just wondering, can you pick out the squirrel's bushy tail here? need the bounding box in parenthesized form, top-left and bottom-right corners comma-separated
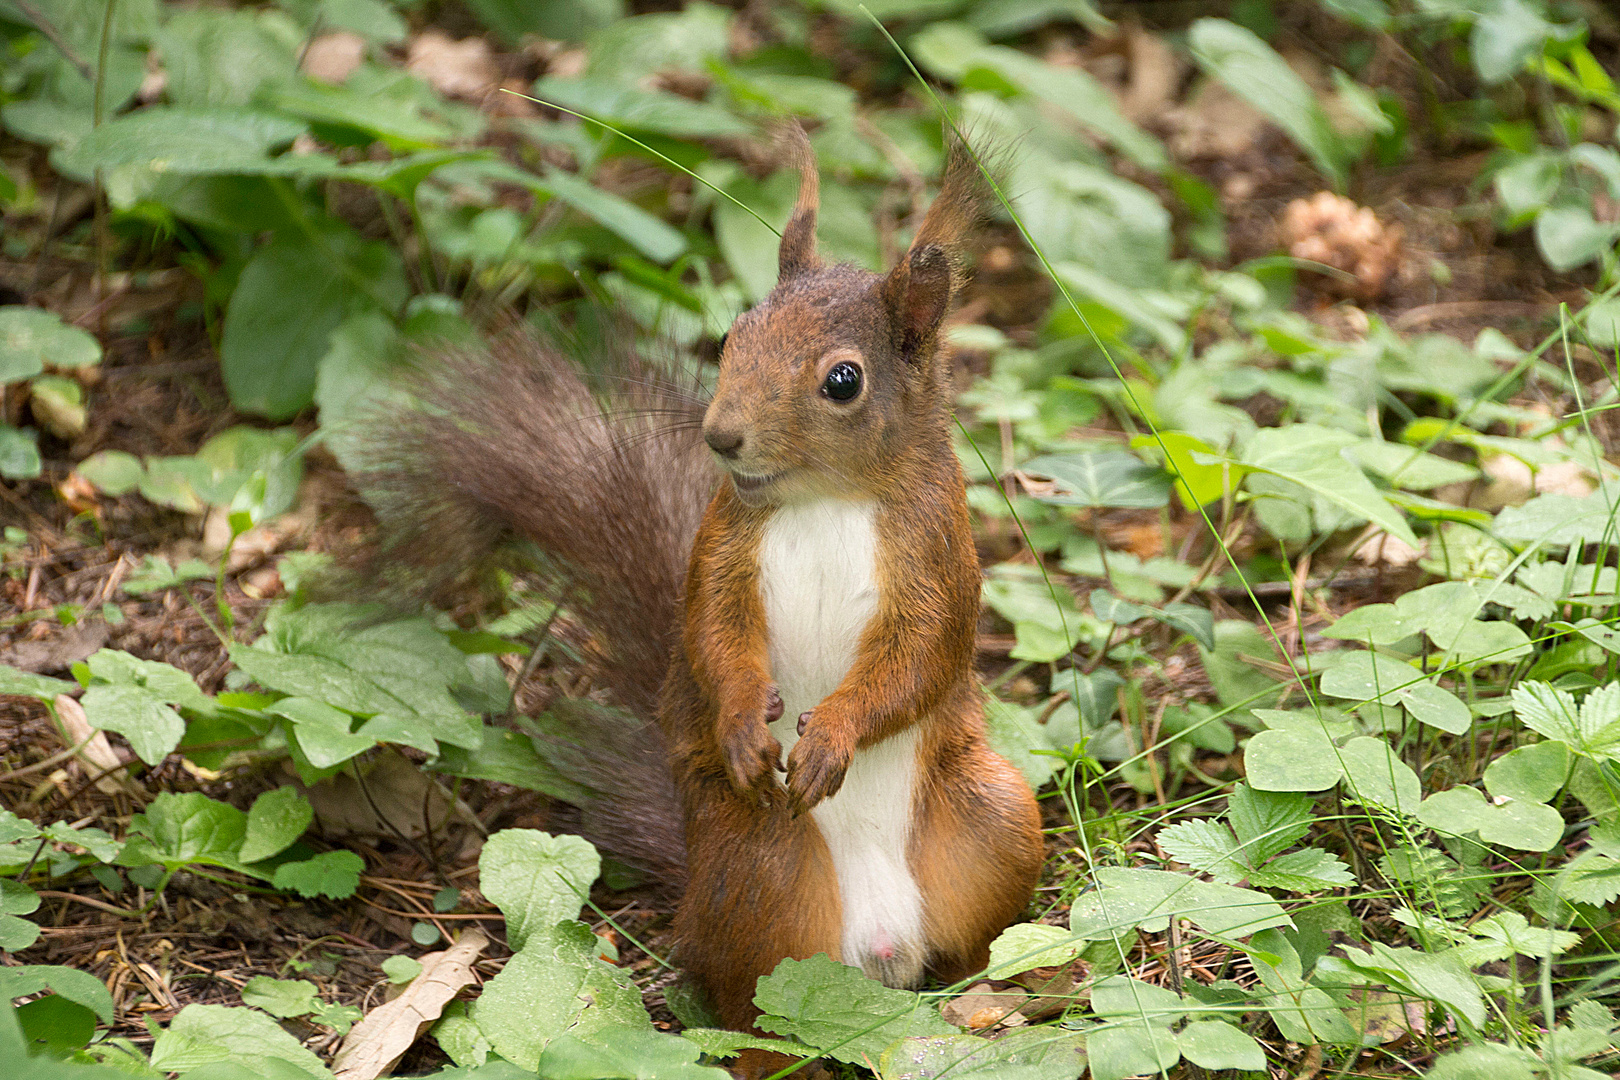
(348, 329, 714, 884)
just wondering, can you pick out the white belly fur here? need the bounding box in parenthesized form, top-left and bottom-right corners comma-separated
(758, 498, 926, 986)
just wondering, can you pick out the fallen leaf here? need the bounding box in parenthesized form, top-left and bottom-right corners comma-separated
(333, 927, 489, 1080)
(304, 32, 366, 85)
(56, 693, 138, 797)
(939, 982, 1030, 1030)
(406, 30, 498, 101)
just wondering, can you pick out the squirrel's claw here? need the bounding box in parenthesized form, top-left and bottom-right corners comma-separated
(785, 722, 851, 814)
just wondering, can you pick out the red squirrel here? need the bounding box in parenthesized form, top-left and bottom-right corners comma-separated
(354, 129, 1044, 1062)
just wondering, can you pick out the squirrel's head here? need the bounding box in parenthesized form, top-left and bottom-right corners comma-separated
(702, 126, 989, 508)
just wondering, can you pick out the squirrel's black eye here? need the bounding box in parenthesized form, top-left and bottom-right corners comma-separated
(821, 361, 862, 402)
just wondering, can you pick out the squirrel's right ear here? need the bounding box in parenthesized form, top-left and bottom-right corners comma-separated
(776, 123, 821, 284)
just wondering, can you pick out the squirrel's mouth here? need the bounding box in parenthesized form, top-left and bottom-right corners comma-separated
(728, 469, 784, 496)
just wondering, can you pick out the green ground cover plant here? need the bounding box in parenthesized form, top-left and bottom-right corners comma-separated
(0, 0, 1618, 1077)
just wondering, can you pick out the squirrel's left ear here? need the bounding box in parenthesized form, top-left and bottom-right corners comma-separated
(883, 244, 954, 363)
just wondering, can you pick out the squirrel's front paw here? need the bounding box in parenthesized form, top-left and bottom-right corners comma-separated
(786, 713, 853, 814)
(718, 687, 785, 794)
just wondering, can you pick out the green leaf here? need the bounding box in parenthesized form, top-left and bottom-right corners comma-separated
(272, 850, 364, 900)
(1241, 424, 1418, 546)
(0, 665, 75, 701)
(527, 77, 752, 139)
(878, 1028, 1089, 1080)
(148, 1003, 332, 1077)
(1319, 652, 1471, 734)
(1348, 439, 1480, 490)
(118, 792, 247, 872)
(221, 227, 407, 420)
(122, 555, 214, 595)
(1471, 0, 1558, 84)
(1158, 819, 1248, 884)
(240, 787, 314, 863)
(54, 108, 306, 178)
(1176, 1019, 1266, 1071)
(1132, 431, 1244, 509)
(1087, 1021, 1180, 1080)
(466, 0, 622, 44)
(1243, 726, 1344, 791)
(1335, 941, 1485, 1029)
(1228, 784, 1313, 863)
(536, 1028, 731, 1080)
(753, 954, 956, 1064)
(241, 976, 319, 1019)
(77, 450, 144, 495)
(534, 168, 687, 265)
(0, 425, 41, 479)
(1338, 736, 1421, 815)
(478, 829, 600, 952)
(14, 993, 97, 1057)
(0, 964, 114, 1022)
(471, 922, 649, 1072)
(154, 9, 298, 108)
(1067, 867, 1291, 941)
(382, 955, 421, 984)
(268, 697, 376, 768)
(1484, 740, 1570, 804)
(0, 307, 101, 380)
(1189, 19, 1347, 186)
(1426, 1042, 1541, 1080)
(1247, 847, 1356, 891)
(1495, 492, 1618, 548)
(1021, 450, 1171, 509)
(1246, 928, 1359, 1045)
(1537, 206, 1620, 271)
(986, 922, 1083, 978)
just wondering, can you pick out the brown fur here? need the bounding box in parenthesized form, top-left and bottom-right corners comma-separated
(351, 131, 1041, 1064)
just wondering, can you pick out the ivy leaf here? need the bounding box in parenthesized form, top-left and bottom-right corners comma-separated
(753, 955, 956, 1064)
(272, 850, 364, 900)
(478, 829, 600, 952)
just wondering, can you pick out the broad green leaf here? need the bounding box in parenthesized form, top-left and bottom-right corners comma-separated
(1348, 440, 1479, 490)
(586, 2, 729, 84)
(1484, 740, 1570, 804)
(754, 955, 956, 1064)
(155, 9, 298, 108)
(1334, 941, 1485, 1029)
(1132, 431, 1244, 509)
(1243, 727, 1343, 791)
(13, 992, 96, 1057)
(1241, 424, 1418, 546)
(1198, 621, 1283, 709)
(1319, 652, 1470, 734)
(269, 697, 376, 768)
(466, 0, 622, 44)
(1426, 1042, 1541, 1080)
(1189, 19, 1347, 186)
(54, 108, 306, 177)
(1089, 975, 1186, 1021)
(677, 1029, 808, 1060)
(1067, 867, 1291, 941)
(1536, 206, 1618, 271)
(1246, 928, 1359, 1045)
(1086, 1021, 1179, 1080)
(1022, 450, 1171, 509)
(1176, 1020, 1266, 1071)
(0, 912, 41, 951)
(0, 425, 41, 479)
(536, 1028, 730, 1080)
(527, 77, 752, 139)
(1338, 736, 1421, 815)
(77, 450, 144, 495)
(982, 697, 1061, 790)
(1494, 492, 1619, 548)
(878, 1028, 1088, 1080)
(534, 167, 686, 264)
(1471, 0, 1559, 84)
(0, 965, 114, 1022)
(118, 792, 247, 872)
(80, 683, 186, 766)
(148, 1003, 332, 1077)
(0, 307, 101, 380)
(986, 922, 1083, 978)
(241, 976, 319, 1018)
(472, 922, 649, 1071)
(221, 227, 407, 420)
(0, 880, 40, 916)
(240, 787, 314, 864)
(271, 850, 364, 899)
(478, 829, 600, 952)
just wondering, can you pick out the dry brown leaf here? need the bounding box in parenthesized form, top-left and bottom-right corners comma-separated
(303, 32, 366, 85)
(300, 749, 479, 843)
(54, 693, 135, 796)
(939, 982, 1030, 1030)
(406, 30, 498, 101)
(332, 927, 489, 1080)
(1353, 528, 1425, 568)
(1120, 26, 1180, 124)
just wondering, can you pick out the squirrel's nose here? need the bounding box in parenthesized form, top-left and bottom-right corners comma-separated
(704, 425, 744, 459)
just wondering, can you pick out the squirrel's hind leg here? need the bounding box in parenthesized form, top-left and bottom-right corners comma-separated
(911, 734, 1044, 983)
(672, 776, 843, 1029)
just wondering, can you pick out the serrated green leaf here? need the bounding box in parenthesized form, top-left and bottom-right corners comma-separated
(1228, 784, 1314, 864)
(1159, 819, 1248, 884)
(1247, 847, 1356, 891)
(272, 850, 364, 899)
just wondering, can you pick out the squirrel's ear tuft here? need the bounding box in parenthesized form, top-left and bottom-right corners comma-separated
(776, 123, 821, 284)
(882, 131, 997, 362)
